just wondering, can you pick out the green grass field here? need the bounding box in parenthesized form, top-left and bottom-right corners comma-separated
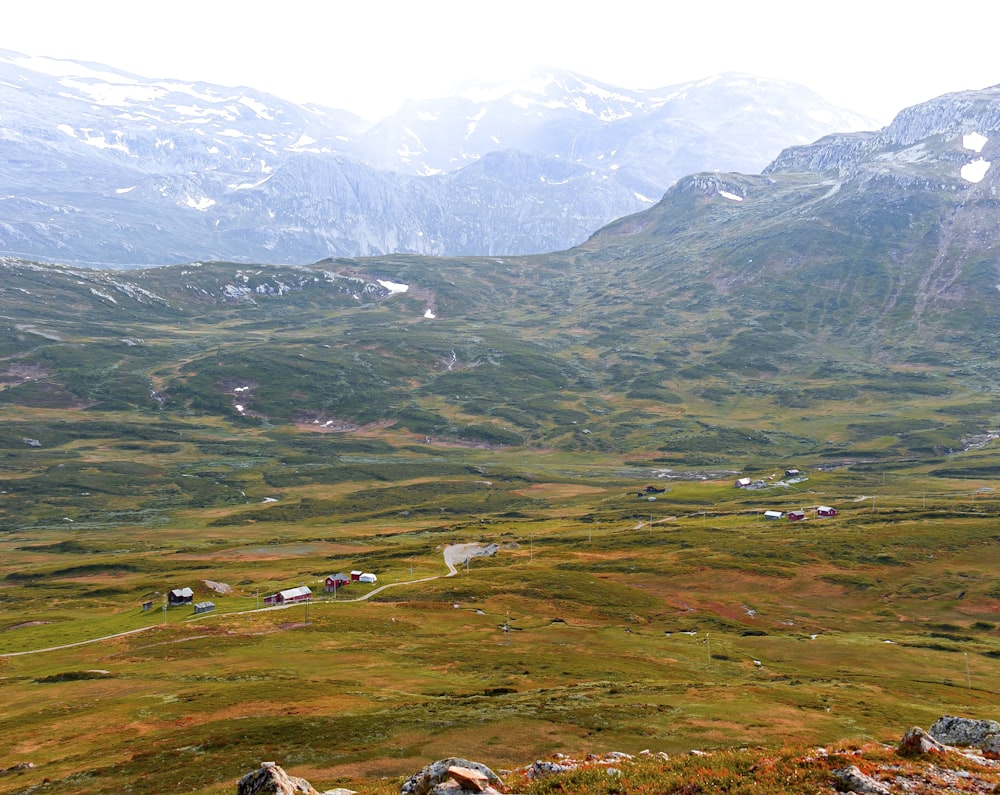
(1, 435, 997, 794)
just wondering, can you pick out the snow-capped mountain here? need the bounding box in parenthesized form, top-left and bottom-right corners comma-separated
(0, 51, 875, 266)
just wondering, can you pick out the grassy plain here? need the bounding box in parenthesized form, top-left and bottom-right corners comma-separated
(1, 417, 998, 793)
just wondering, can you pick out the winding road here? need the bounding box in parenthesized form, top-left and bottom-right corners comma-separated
(0, 543, 498, 658)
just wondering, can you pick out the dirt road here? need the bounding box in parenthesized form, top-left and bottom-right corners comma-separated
(0, 542, 500, 656)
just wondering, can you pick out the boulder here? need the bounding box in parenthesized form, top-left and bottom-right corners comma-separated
(897, 726, 947, 756)
(520, 760, 576, 778)
(237, 762, 318, 795)
(929, 716, 1000, 752)
(446, 766, 489, 792)
(831, 765, 891, 794)
(401, 758, 503, 795)
(983, 734, 1000, 759)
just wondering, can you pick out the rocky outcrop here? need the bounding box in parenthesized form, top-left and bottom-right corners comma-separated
(400, 758, 504, 795)
(929, 716, 1000, 758)
(237, 762, 319, 795)
(831, 765, 891, 794)
(766, 85, 1000, 177)
(897, 726, 948, 756)
(236, 763, 355, 795)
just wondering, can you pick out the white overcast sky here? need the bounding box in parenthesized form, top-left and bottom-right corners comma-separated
(2, 0, 998, 125)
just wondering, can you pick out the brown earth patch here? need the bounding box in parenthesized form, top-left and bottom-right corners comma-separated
(5, 620, 52, 631)
(0, 362, 52, 384)
(514, 483, 609, 499)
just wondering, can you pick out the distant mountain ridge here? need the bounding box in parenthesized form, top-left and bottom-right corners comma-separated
(0, 50, 874, 265)
(2, 86, 1000, 463)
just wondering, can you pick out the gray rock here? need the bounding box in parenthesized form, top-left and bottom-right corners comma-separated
(237, 762, 319, 795)
(522, 760, 576, 778)
(401, 759, 502, 795)
(831, 765, 891, 794)
(929, 716, 1000, 751)
(983, 734, 1000, 759)
(897, 726, 947, 755)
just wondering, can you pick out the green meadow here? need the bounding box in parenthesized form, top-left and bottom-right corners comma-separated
(1, 426, 997, 793)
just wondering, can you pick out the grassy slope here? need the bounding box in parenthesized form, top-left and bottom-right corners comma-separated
(0, 455, 997, 793)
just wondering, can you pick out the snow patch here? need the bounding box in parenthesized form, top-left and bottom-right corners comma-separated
(60, 78, 164, 106)
(961, 159, 991, 183)
(718, 190, 743, 202)
(963, 131, 988, 153)
(238, 95, 273, 119)
(82, 132, 131, 154)
(633, 192, 656, 203)
(377, 279, 409, 294)
(423, 309, 436, 319)
(184, 195, 216, 211)
(230, 174, 274, 191)
(115, 186, 136, 194)
(7, 53, 128, 84)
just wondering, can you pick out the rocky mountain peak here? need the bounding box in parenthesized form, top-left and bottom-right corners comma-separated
(766, 84, 1000, 177)
(0, 49, 879, 266)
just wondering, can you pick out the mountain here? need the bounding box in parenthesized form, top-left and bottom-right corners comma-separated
(1, 85, 999, 468)
(0, 51, 873, 265)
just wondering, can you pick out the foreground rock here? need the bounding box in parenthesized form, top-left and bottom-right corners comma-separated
(237, 762, 318, 795)
(831, 765, 891, 795)
(400, 758, 504, 795)
(897, 726, 948, 756)
(236, 762, 353, 795)
(929, 716, 1000, 757)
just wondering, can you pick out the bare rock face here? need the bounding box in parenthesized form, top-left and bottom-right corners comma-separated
(401, 758, 504, 795)
(929, 716, 1000, 754)
(237, 762, 319, 795)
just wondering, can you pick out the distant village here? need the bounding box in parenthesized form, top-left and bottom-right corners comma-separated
(151, 468, 841, 615)
(147, 570, 378, 614)
(734, 468, 839, 521)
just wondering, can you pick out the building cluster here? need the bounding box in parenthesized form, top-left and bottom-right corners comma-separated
(157, 569, 379, 614)
(324, 570, 378, 591)
(763, 506, 838, 520)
